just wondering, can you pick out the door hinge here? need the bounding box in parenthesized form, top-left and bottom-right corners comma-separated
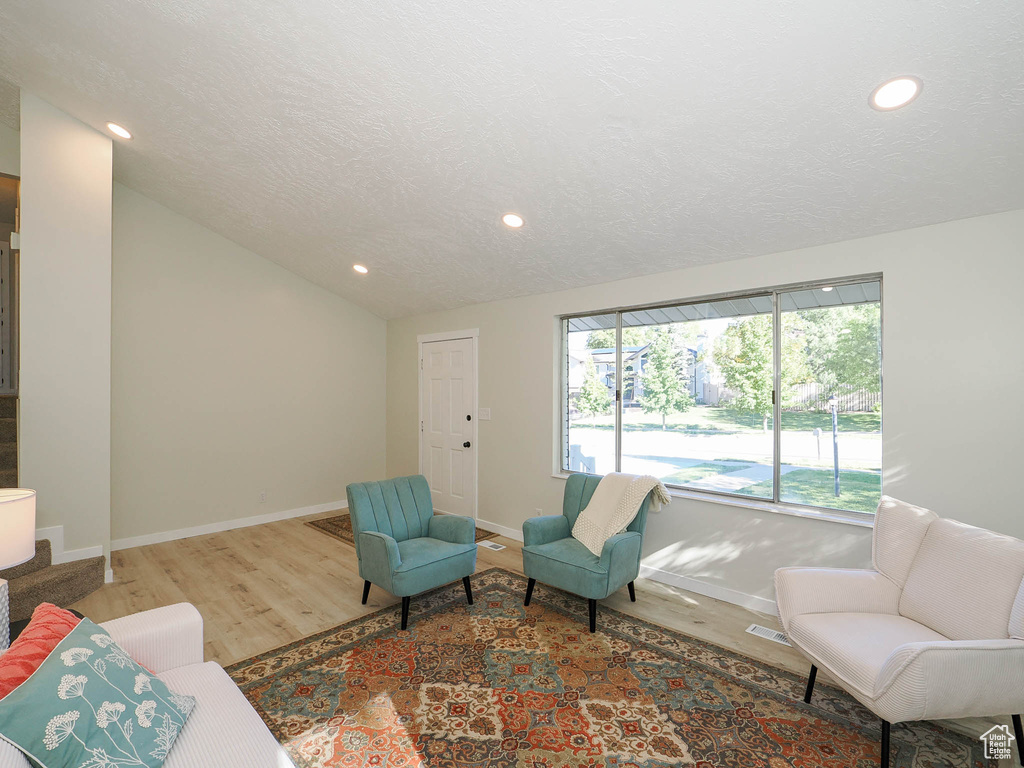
(616, 389, 622, 402)
(420, 358, 423, 370)
(772, 390, 776, 405)
(420, 420, 424, 433)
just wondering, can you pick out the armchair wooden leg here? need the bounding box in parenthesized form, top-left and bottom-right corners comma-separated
(627, 581, 636, 602)
(588, 599, 597, 633)
(361, 580, 371, 605)
(803, 664, 817, 703)
(463, 576, 474, 605)
(400, 596, 411, 631)
(880, 720, 890, 768)
(1013, 714, 1024, 766)
(524, 578, 536, 606)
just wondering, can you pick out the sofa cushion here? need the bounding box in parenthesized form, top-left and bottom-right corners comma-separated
(396, 537, 476, 572)
(787, 612, 947, 699)
(0, 603, 81, 700)
(159, 662, 293, 768)
(346, 476, 434, 547)
(390, 537, 476, 597)
(872, 496, 937, 588)
(0, 618, 194, 768)
(522, 537, 612, 600)
(900, 518, 1024, 641)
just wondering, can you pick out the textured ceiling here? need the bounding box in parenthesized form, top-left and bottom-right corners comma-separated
(0, 1, 1022, 319)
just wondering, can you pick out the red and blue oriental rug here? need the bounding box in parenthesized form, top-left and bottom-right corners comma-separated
(226, 568, 991, 767)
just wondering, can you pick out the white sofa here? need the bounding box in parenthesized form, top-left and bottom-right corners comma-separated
(776, 496, 1024, 767)
(0, 603, 294, 768)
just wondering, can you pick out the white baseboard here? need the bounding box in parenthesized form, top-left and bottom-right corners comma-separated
(639, 563, 778, 616)
(105, 568, 114, 584)
(110, 500, 348, 551)
(475, 518, 524, 542)
(62, 545, 104, 563)
(35, 526, 103, 566)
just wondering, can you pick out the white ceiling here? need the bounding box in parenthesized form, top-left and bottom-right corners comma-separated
(0, 1, 1022, 319)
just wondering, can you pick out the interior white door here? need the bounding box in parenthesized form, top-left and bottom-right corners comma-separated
(420, 337, 476, 518)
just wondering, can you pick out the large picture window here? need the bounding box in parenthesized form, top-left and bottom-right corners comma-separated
(561, 278, 882, 515)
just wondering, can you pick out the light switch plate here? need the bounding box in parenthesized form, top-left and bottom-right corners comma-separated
(478, 408, 491, 421)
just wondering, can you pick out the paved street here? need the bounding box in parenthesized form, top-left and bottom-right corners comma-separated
(569, 425, 881, 488)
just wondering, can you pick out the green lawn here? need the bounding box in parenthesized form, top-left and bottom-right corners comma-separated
(576, 405, 880, 434)
(663, 462, 753, 486)
(737, 469, 881, 514)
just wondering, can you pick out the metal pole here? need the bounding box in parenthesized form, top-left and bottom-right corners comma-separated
(832, 401, 840, 497)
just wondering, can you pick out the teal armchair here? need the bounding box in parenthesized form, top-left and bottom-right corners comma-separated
(521, 473, 654, 632)
(346, 475, 477, 629)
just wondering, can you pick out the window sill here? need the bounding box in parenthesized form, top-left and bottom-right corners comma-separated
(549, 472, 875, 529)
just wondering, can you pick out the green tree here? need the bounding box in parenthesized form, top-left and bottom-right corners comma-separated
(713, 315, 809, 431)
(576, 357, 611, 418)
(798, 304, 881, 396)
(586, 327, 655, 350)
(638, 327, 693, 429)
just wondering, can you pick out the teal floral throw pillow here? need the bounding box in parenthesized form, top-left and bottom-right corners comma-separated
(0, 618, 195, 768)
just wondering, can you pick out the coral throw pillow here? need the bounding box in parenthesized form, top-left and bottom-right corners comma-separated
(0, 603, 81, 699)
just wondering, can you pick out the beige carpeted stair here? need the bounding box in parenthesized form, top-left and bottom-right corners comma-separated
(0, 538, 106, 622)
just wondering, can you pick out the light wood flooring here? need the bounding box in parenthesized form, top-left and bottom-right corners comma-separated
(73, 510, 801, 670)
(72, 510, 1007, 756)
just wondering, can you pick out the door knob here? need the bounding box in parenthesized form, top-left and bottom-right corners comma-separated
(463, 441, 471, 448)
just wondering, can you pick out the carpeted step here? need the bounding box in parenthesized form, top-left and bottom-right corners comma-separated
(0, 441, 16, 472)
(0, 538, 51, 581)
(0, 396, 15, 420)
(7, 555, 106, 623)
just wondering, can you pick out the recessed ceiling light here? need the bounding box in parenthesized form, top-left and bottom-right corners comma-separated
(870, 77, 922, 111)
(502, 213, 524, 228)
(821, 286, 834, 292)
(106, 122, 132, 139)
(353, 264, 368, 274)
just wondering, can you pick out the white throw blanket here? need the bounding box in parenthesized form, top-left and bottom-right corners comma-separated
(571, 473, 671, 557)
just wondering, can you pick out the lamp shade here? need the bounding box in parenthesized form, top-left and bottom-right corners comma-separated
(0, 489, 36, 570)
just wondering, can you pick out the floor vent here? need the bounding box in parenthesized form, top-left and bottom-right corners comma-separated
(478, 540, 506, 551)
(746, 624, 791, 646)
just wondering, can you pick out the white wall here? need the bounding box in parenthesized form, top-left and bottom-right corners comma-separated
(0, 123, 18, 176)
(19, 93, 112, 556)
(110, 184, 386, 544)
(387, 210, 1024, 609)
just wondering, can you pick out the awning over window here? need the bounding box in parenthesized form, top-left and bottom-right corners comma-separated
(566, 280, 879, 332)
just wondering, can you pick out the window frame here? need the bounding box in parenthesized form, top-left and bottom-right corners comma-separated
(558, 274, 883, 524)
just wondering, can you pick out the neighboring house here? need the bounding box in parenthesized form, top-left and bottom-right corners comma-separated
(590, 346, 648, 405)
(690, 340, 728, 406)
(569, 342, 727, 408)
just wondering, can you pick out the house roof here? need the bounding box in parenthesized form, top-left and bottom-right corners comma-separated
(0, 3, 1021, 318)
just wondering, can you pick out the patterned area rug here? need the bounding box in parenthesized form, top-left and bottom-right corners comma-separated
(306, 513, 499, 546)
(227, 569, 991, 768)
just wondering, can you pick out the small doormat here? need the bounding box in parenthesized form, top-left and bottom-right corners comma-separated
(306, 512, 499, 546)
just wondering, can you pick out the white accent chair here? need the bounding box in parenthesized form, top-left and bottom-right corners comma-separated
(0, 603, 294, 768)
(776, 496, 1024, 768)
